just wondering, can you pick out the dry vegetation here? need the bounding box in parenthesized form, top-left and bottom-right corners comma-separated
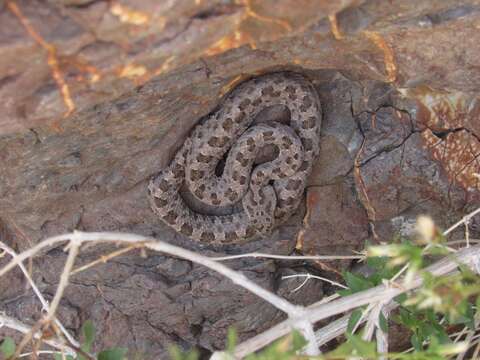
(1, 209, 480, 359)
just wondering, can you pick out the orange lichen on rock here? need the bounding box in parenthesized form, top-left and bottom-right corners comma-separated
(404, 86, 480, 191)
(62, 56, 102, 84)
(205, 0, 295, 56)
(219, 74, 245, 97)
(364, 31, 397, 83)
(7, 1, 75, 118)
(242, 0, 292, 32)
(353, 137, 378, 240)
(206, 30, 256, 56)
(153, 56, 176, 76)
(412, 86, 467, 130)
(118, 63, 147, 79)
(423, 129, 480, 191)
(328, 14, 343, 40)
(110, 3, 150, 26)
(295, 189, 317, 251)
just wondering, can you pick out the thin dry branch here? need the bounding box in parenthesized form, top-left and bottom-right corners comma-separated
(0, 313, 76, 357)
(376, 306, 390, 358)
(212, 253, 363, 261)
(46, 239, 80, 321)
(282, 273, 348, 290)
(71, 244, 142, 275)
(314, 301, 397, 349)
(0, 243, 79, 347)
(444, 207, 480, 236)
(10, 240, 84, 359)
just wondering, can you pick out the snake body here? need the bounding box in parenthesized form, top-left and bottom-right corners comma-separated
(148, 73, 322, 244)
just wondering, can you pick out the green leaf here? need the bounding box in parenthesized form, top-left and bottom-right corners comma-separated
(78, 319, 96, 360)
(366, 256, 387, 270)
(98, 347, 128, 360)
(81, 320, 95, 350)
(346, 334, 377, 357)
(397, 307, 418, 329)
(461, 302, 475, 330)
(347, 309, 363, 334)
(364, 256, 400, 285)
(0, 337, 15, 358)
(378, 311, 388, 333)
(323, 334, 376, 359)
(394, 293, 407, 304)
(418, 322, 436, 343)
(435, 327, 452, 344)
(168, 346, 199, 360)
(245, 331, 307, 360)
(426, 244, 450, 257)
(411, 333, 422, 351)
(168, 346, 183, 360)
(184, 350, 199, 360)
(325, 339, 355, 358)
(226, 327, 237, 353)
(290, 330, 307, 351)
(422, 271, 435, 288)
(340, 272, 374, 296)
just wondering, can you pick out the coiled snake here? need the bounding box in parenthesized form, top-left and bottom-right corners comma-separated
(148, 73, 322, 244)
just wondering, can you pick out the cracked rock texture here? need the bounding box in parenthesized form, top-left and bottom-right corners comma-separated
(1, 0, 480, 357)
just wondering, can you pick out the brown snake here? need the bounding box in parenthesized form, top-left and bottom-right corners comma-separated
(148, 72, 322, 244)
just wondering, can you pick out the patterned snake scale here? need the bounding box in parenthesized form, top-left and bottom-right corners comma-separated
(148, 72, 322, 244)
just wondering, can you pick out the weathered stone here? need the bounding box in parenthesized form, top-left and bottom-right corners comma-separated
(2, 0, 480, 357)
(300, 182, 369, 272)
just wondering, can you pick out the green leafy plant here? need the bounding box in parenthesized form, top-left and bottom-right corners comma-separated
(322, 334, 469, 360)
(1, 337, 16, 359)
(168, 344, 199, 360)
(244, 330, 307, 360)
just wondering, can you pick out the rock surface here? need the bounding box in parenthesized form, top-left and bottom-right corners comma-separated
(1, 0, 480, 357)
